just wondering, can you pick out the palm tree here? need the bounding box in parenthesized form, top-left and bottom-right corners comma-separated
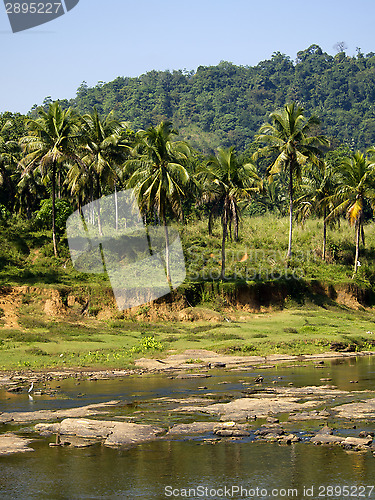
(125, 121, 190, 284)
(197, 146, 260, 280)
(20, 102, 82, 256)
(327, 151, 375, 275)
(72, 109, 129, 235)
(295, 162, 339, 260)
(256, 103, 328, 260)
(0, 119, 21, 211)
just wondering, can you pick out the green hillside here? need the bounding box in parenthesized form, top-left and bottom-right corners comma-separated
(53, 44, 375, 153)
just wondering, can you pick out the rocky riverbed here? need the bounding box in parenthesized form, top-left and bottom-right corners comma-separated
(1, 353, 375, 456)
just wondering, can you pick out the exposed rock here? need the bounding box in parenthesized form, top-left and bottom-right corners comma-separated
(266, 417, 279, 424)
(213, 422, 251, 437)
(255, 425, 285, 437)
(343, 436, 373, 447)
(166, 422, 216, 436)
(333, 398, 375, 420)
(316, 425, 333, 435)
(36, 418, 165, 448)
(0, 400, 120, 424)
(190, 396, 318, 421)
(280, 434, 300, 444)
(311, 434, 345, 445)
(0, 433, 35, 455)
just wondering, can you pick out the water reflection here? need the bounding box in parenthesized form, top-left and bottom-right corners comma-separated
(1, 441, 375, 499)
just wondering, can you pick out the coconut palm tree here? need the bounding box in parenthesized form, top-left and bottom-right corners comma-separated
(295, 162, 339, 260)
(0, 119, 21, 211)
(327, 151, 375, 275)
(20, 102, 82, 256)
(73, 109, 129, 234)
(125, 121, 190, 284)
(197, 146, 261, 280)
(256, 103, 328, 260)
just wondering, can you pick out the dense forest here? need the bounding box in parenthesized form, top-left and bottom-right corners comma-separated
(31, 43, 375, 153)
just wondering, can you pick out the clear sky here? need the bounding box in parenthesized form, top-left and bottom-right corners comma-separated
(1, 0, 375, 114)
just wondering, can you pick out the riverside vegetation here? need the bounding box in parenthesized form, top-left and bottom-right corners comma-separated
(2, 46, 375, 370)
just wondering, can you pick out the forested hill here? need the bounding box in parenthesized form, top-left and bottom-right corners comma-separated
(55, 44, 375, 153)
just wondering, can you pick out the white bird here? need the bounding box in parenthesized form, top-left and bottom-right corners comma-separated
(357, 261, 361, 267)
(28, 382, 34, 401)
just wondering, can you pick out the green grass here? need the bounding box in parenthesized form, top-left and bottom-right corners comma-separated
(0, 302, 375, 370)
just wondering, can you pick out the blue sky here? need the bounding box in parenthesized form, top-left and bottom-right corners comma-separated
(1, 0, 375, 114)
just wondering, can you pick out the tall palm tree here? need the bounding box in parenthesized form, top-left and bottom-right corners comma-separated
(197, 146, 260, 280)
(295, 162, 339, 260)
(327, 151, 375, 275)
(20, 102, 82, 256)
(125, 121, 190, 284)
(256, 103, 328, 260)
(0, 119, 21, 211)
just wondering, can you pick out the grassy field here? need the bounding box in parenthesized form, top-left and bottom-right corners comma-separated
(0, 301, 374, 371)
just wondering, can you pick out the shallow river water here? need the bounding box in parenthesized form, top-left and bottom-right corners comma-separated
(1, 356, 375, 499)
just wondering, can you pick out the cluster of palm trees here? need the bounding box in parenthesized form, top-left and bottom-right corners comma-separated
(2, 100, 375, 281)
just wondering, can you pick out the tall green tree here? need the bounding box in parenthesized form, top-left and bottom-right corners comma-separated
(197, 146, 260, 279)
(126, 121, 190, 284)
(328, 151, 375, 275)
(20, 102, 82, 256)
(295, 162, 339, 261)
(256, 103, 328, 260)
(0, 119, 21, 211)
(68, 108, 128, 233)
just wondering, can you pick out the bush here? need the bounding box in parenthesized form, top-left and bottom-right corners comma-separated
(34, 199, 73, 233)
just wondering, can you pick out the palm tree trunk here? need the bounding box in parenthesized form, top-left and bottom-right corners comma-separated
(361, 216, 365, 246)
(52, 160, 58, 257)
(286, 163, 293, 260)
(208, 209, 213, 236)
(96, 172, 103, 237)
(234, 203, 239, 242)
(163, 213, 172, 287)
(220, 200, 228, 280)
(322, 206, 327, 261)
(354, 220, 361, 275)
(114, 182, 118, 231)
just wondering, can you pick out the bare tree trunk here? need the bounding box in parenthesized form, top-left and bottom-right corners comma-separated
(353, 220, 361, 276)
(322, 206, 327, 261)
(361, 216, 365, 246)
(233, 202, 239, 242)
(286, 163, 293, 261)
(208, 209, 214, 236)
(114, 182, 118, 231)
(52, 160, 58, 257)
(163, 213, 172, 287)
(96, 172, 103, 237)
(220, 200, 228, 280)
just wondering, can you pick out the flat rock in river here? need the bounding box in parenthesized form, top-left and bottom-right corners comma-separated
(0, 433, 35, 455)
(180, 397, 318, 420)
(35, 418, 165, 448)
(0, 400, 120, 424)
(332, 398, 375, 420)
